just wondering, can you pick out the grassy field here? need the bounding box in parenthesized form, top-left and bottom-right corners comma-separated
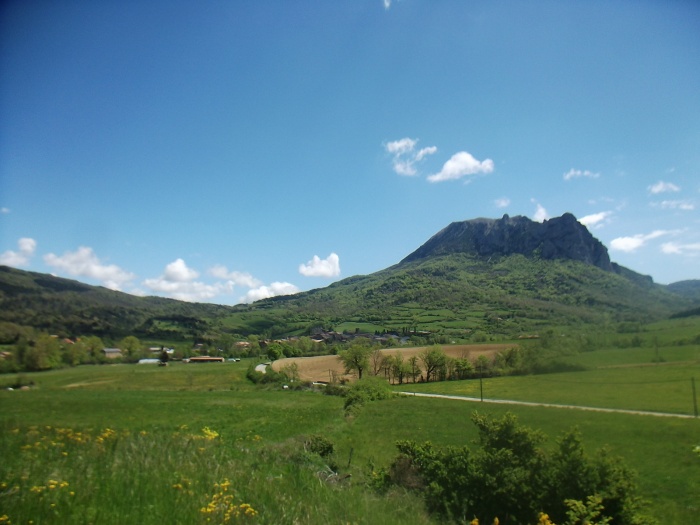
(1, 354, 699, 524)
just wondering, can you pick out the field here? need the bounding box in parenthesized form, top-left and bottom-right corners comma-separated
(1, 345, 699, 524)
(271, 344, 510, 382)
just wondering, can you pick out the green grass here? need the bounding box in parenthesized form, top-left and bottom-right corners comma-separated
(1, 355, 700, 524)
(394, 361, 700, 415)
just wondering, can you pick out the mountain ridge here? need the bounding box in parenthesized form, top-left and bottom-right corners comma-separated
(403, 213, 613, 271)
(0, 213, 697, 340)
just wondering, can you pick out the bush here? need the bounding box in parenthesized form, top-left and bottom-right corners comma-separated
(387, 412, 654, 525)
(304, 434, 335, 458)
(343, 377, 394, 415)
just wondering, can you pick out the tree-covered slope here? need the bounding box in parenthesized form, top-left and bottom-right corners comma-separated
(0, 265, 230, 340)
(1, 213, 695, 341)
(238, 253, 691, 337)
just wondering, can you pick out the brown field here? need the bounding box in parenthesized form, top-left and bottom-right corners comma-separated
(270, 344, 515, 383)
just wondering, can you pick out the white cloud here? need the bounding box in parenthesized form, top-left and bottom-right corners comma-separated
(610, 230, 671, 253)
(661, 242, 700, 255)
(209, 265, 262, 288)
(385, 137, 416, 155)
(653, 200, 695, 211)
(416, 146, 438, 161)
(563, 169, 600, 181)
(1, 207, 9, 214)
(142, 277, 231, 302)
(299, 253, 341, 277)
(44, 246, 135, 290)
(242, 282, 300, 303)
(142, 258, 233, 302)
(427, 151, 494, 183)
(385, 137, 437, 176)
(494, 197, 511, 208)
(0, 237, 37, 267)
(531, 200, 549, 222)
(579, 211, 613, 228)
(648, 181, 680, 194)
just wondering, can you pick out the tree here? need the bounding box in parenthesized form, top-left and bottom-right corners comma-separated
(24, 334, 62, 371)
(454, 358, 473, 380)
(247, 335, 261, 357)
(266, 343, 283, 362)
(83, 335, 104, 363)
(339, 342, 372, 380)
(388, 351, 409, 385)
(119, 336, 142, 360)
(419, 345, 446, 382)
(370, 346, 385, 376)
(408, 355, 420, 383)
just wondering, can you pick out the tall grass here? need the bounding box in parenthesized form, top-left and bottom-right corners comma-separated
(1, 358, 699, 524)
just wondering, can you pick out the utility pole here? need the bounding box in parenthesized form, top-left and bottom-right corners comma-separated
(479, 363, 484, 402)
(692, 377, 698, 418)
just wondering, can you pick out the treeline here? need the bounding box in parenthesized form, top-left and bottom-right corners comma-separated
(336, 337, 585, 386)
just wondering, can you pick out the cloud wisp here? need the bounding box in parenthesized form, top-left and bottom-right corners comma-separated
(299, 252, 341, 277)
(209, 265, 262, 288)
(652, 200, 695, 211)
(0, 237, 36, 267)
(563, 169, 600, 181)
(610, 230, 673, 253)
(494, 197, 511, 209)
(579, 211, 613, 229)
(648, 181, 680, 194)
(242, 282, 300, 303)
(427, 151, 494, 183)
(661, 241, 700, 255)
(530, 200, 549, 223)
(385, 137, 437, 176)
(44, 246, 135, 291)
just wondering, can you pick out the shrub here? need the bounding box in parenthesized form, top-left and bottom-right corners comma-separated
(304, 434, 335, 458)
(386, 412, 654, 525)
(343, 377, 394, 415)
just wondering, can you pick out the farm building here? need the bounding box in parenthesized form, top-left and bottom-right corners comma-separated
(102, 348, 122, 359)
(185, 356, 225, 363)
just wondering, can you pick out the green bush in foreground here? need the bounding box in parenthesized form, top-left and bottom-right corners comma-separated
(383, 412, 655, 525)
(343, 376, 395, 415)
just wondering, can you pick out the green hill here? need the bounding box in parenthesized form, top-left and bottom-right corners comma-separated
(244, 252, 691, 338)
(0, 265, 230, 341)
(0, 214, 696, 342)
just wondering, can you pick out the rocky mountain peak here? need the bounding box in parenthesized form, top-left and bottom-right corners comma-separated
(401, 213, 614, 271)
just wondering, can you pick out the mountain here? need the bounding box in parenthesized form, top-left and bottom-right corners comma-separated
(0, 213, 696, 342)
(666, 280, 700, 302)
(404, 213, 608, 270)
(0, 265, 231, 342)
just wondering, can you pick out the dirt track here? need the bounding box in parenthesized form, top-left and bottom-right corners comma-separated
(401, 392, 698, 419)
(270, 344, 514, 383)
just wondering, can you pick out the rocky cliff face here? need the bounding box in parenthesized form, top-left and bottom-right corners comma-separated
(401, 213, 614, 271)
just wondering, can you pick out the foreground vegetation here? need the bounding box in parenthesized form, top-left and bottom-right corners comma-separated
(1, 348, 699, 524)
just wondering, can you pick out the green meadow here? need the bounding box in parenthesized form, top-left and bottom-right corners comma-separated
(1, 355, 699, 524)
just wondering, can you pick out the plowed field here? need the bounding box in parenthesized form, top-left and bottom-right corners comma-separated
(270, 344, 514, 383)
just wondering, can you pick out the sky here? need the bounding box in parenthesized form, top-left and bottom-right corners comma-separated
(1, 1, 699, 304)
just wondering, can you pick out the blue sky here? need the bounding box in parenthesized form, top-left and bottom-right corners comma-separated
(1, 1, 699, 304)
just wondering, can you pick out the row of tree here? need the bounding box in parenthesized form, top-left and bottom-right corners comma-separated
(1, 334, 144, 373)
(338, 340, 495, 384)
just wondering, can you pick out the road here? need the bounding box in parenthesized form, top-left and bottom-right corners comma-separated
(399, 392, 698, 419)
